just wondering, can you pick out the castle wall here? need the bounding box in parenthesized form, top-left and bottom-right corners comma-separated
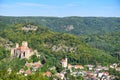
(11, 48, 14, 57)
(22, 41, 28, 47)
(11, 41, 34, 59)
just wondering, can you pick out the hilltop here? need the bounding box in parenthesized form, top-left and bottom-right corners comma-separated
(0, 16, 120, 35)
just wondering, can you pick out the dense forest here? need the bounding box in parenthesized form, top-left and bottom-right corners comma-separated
(0, 16, 120, 35)
(0, 23, 117, 66)
(0, 16, 120, 59)
(0, 16, 120, 79)
(81, 31, 120, 61)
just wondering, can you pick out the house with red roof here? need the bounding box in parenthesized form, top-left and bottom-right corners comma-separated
(44, 71, 51, 77)
(74, 65, 84, 69)
(24, 69, 31, 76)
(32, 61, 41, 71)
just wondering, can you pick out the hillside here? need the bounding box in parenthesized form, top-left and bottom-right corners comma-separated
(0, 16, 119, 64)
(81, 31, 120, 61)
(0, 16, 120, 35)
(0, 24, 118, 67)
(0, 17, 120, 79)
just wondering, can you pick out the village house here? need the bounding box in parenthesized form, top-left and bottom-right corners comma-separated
(17, 68, 25, 74)
(68, 64, 73, 72)
(44, 71, 51, 77)
(68, 64, 72, 69)
(102, 67, 109, 71)
(24, 69, 31, 76)
(85, 65, 94, 70)
(74, 65, 84, 69)
(32, 61, 41, 71)
(57, 73, 65, 80)
(110, 63, 118, 68)
(116, 67, 120, 72)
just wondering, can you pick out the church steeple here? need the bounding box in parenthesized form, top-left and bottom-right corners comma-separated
(65, 56, 68, 67)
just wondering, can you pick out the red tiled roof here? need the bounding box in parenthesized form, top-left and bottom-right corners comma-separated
(44, 71, 51, 76)
(34, 63, 41, 68)
(25, 70, 31, 74)
(17, 46, 26, 52)
(74, 65, 84, 69)
(17, 46, 33, 52)
(61, 59, 66, 62)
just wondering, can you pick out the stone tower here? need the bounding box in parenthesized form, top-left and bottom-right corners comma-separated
(16, 43, 19, 48)
(22, 41, 28, 47)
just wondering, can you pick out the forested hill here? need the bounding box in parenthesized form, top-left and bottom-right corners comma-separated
(0, 23, 118, 66)
(0, 16, 120, 65)
(81, 31, 120, 61)
(0, 16, 120, 35)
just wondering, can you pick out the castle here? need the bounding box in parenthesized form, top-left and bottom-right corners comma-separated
(11, 41, 35, 59)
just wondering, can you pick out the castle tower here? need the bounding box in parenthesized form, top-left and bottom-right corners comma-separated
(16, 43, 19, 48)
(11, 48, 14, 57)
(22, 41, 28, 47)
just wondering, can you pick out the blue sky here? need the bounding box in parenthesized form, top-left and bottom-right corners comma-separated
(0, 0, 120, 17)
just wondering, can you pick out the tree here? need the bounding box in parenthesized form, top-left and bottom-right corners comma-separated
(30, 55, 39, 63)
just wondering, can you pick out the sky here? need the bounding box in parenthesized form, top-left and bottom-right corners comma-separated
(0, 0, 120, 17)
